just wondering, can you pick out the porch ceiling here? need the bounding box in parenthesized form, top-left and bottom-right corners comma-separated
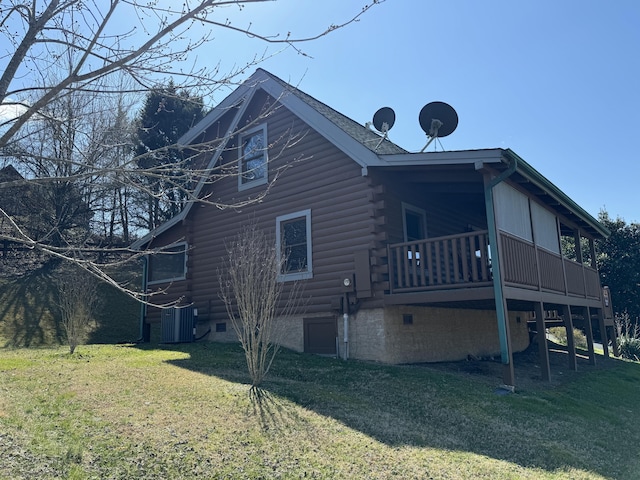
(372, 157, 607, 239)
(371, 164, 485, 194)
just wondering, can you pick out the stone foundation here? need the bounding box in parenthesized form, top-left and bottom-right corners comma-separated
(349, 306, 530, 364)
(206, 306, 531, 365)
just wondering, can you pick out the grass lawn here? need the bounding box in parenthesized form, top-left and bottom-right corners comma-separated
(1, 341, 640, 479)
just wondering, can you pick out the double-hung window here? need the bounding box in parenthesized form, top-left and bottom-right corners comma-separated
(238, 124, 268, 190)
(147, 242, 187, 285)
(276, 209, 312, 281)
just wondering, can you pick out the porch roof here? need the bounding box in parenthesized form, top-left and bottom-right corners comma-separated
(376, 148, 609, 239)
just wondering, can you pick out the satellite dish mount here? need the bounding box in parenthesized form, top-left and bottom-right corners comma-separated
(368, 107, 395, 151)
(418, 101, 458, 152)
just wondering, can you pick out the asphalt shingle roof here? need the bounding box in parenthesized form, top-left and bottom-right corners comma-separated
(261, 69, 407, 156)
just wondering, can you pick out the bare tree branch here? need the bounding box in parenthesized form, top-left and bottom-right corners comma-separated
(0, 0, 381, 299)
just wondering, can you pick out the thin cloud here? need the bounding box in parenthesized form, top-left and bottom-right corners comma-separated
(0, 100, 28, 124)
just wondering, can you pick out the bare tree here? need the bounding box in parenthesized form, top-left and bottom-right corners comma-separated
(219, 224, 302, 388)
(0, 0, 379, 146)
(0, 0, 381, 297)
(55, 264, 100, 354)
(7, 68, 125, 248)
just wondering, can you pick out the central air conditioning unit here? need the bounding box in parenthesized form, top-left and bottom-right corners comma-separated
(161, 306, 196, 343)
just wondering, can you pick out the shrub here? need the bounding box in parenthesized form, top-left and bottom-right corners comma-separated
(55, 265, 100, 354)
(616, 313, 640, 361)
(548, 326, 588, 351)
(219, 224, 303, 388)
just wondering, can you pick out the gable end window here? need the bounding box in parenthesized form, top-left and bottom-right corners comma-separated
(147, 243, 187, 285)
(238, 124, 268, 191)
(276, 209, 312, 281)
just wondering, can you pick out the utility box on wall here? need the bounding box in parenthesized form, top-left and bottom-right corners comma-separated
(161, 306, 196, 343)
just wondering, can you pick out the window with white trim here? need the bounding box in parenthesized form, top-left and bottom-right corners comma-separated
(276, 209, 312, 281)
(238, 124, 268, 190)
(147, 243, 187, 285)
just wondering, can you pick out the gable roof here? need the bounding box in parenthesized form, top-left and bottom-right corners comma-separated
(132, 69, 607, 249)
(181, 69, 406, 160)
(133, 69, 405, 248)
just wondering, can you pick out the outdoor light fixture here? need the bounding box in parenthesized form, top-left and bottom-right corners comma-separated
(341, 274, 355, 293)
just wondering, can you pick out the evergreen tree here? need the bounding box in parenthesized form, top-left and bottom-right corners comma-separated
(134, 81, 205, 230)
(597, 211, 640, 320)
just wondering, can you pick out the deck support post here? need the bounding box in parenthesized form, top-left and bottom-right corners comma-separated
(595, 308, 610, 358)
(583, 307, 597, 366)
(534, 302, 551, 381)
(611, 324, 620, 357)
(561, 305, 578, 371)
(500, 297, 515, 387)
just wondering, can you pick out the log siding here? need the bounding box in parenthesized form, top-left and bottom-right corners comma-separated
(145, 91, 379, 322)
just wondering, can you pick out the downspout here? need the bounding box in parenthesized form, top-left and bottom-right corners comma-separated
(342, 293, 349, 360)
(483, 156, 517, 385)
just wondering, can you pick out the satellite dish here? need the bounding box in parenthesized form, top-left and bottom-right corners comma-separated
(366, 106, 396, 151)
(372, 107, 395, 134)
(418, 101, 458, 152)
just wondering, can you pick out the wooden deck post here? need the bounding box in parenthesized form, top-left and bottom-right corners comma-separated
(502, 296, 515, 387)
(534, 302, 551, 381)
(595, 308, 610, 358)
(561, 305, 578, 371)
(583, 307, 596, 366)
(610, 323, 621, 357)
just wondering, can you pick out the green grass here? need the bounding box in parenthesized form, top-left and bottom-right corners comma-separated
(1, 342, 640, 479)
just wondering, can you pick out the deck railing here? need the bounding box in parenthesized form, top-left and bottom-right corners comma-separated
(388, 230, 602, 300)
(388, 231, 492, 293)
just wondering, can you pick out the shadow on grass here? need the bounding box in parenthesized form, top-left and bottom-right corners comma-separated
(0, 263, 140, 348)
(88, 282, 140, 344)
(248, 386, 311, 433)
(0, 262, 62, 347)
(151, 340, 640, 479)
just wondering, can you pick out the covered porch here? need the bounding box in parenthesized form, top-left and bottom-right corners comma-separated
(385, 230, 615, 385)
(372, 149, 613, 387)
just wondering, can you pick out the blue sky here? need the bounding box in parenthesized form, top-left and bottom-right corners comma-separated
(2, 1, 638, 223)
(204, 0, 640, 223)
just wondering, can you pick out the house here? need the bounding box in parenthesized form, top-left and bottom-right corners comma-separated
(132, 69, 615, 387)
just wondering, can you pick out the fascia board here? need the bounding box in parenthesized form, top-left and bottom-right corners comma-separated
(178, 77, 259, 146)
(377, 147, 608, 238)
(180, 82, 258, 207)
(184, 70, 387, 169)
(132, 76, 264, 250)
(257, 78, 386, 169)
(130, 213, 186, 250)
(379, 149, 505, 167)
